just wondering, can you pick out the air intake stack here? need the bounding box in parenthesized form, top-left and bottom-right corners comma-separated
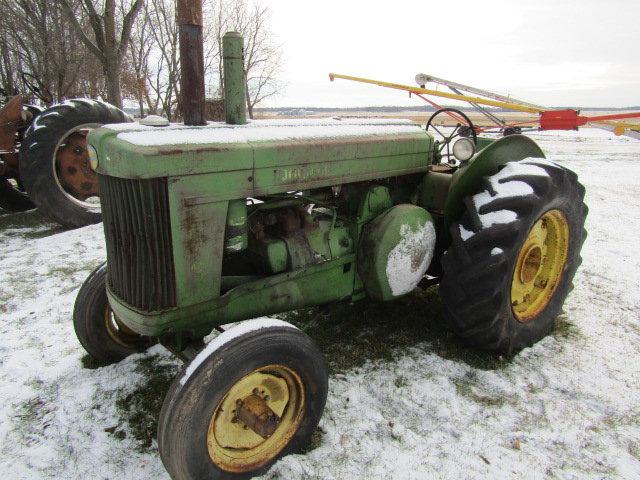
(222, 31, 247, 125)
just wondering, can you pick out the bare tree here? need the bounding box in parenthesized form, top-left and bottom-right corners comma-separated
(0, 0, 93, 105)
(239, 2, 283, 119)
(145, 0, 181, 120)
(209, 0, 283, 119)
(0, 23, 20, 99)
(126, 0, 182, 119)
(126, 9, 154, 116)
(60, 0, 144, 108)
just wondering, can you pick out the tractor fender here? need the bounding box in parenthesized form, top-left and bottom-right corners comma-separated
(443, 134, 545, 224)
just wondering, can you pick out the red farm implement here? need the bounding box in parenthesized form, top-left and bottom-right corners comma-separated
(329, 72, 640, 139)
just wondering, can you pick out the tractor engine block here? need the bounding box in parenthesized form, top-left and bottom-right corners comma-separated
(246, 203, 353, 275)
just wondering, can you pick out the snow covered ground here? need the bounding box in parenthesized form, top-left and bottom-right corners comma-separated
(0, 128, 639, 479)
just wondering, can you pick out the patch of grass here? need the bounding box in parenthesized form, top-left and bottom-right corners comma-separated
(452, 376, 508, 408)
(552, 315, 582, 340)
(0, 209, 62, 238)
(280, 286, 505, 373)
(47, 266, 81, 277)
(81, 353, 110, 370)
(13, 395, 54, 445)
(629, 442, 640, 461)
(300, 428, 325, 454)
(114, 355, 181, 452)
(602, 410, 640, 429)
(394, 375, 408, 388)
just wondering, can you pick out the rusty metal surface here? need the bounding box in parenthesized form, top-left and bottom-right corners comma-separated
(235, 393, 281, 438)
(55, 132, 99, 199)
(178, 0, 206, 126)
(0, 96, 24, 154)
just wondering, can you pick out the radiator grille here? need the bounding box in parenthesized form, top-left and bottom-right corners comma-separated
(99, 175, 176, 311)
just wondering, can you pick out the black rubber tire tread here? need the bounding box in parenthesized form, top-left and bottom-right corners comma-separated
(158, 324, 328, 480)
(17, 104, 43, 143)
(18, 99, 129, 228)
(73, 262, 153, 364)
(440, 157, 588, 354)
(0, 175, 35, 211)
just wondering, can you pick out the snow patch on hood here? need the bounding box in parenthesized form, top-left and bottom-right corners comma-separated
(386, 221, 436, 296)
(117, 124, 422, 146)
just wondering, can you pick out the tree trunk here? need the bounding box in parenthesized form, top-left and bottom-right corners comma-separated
(245, 80, 253, 120)
(137, 88, 145, 117)
(104, 59, 123, 108)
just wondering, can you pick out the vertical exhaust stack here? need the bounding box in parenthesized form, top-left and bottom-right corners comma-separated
(222, 32, 249, 251)
(177, 0, 206, 126)
(223, 32, 247, 125)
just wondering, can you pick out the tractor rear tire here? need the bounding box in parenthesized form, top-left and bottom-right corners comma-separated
(17, 104, 43, 143)
(74, 262, 154, 364)
(0, 176, 34, 211)
(439, 157, 587, 354)
(158, 320, 328, 480)
(19, 99, 129, 229)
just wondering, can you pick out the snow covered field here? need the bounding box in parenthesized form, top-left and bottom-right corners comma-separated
(0, 128, 639, 479)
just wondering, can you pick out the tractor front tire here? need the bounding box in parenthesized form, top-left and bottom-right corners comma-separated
(440, 157, 587, 354)
(158, 320, 328, 480)
(74, 262, 154, 364)
(0, 176, 34, 211)
(19, 99, 129, 228)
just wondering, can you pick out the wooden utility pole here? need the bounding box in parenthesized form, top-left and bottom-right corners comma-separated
(176, 0, 206, 126)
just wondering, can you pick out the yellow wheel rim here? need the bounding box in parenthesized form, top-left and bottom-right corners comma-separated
(104, 306, 145, 348)
(511, 209, 570, 323)
(207, 365, 305, 473)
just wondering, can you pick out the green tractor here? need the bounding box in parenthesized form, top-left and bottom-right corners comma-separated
(73, 32, 587, 479)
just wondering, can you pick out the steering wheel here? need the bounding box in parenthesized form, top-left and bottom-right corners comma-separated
(21, 72, 52, 104)
(426, 108, 477, 165)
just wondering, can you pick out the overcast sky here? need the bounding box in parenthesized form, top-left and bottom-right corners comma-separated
(263, 0, 640, 108)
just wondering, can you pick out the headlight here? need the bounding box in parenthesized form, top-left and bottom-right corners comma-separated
(88, 145, 99, 170)
(452, 137, 475, 162)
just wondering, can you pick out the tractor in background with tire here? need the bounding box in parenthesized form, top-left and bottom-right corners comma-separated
(71, 24, 587, 480)
(0, 75, 129, 228)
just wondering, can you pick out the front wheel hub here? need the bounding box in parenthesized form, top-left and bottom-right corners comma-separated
(207, 365, 305, 473)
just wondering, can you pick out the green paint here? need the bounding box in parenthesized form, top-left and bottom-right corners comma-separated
(358, 205, 433, 301)
(417, 171, 452, 214)
(107, 255, 357, 337)
(225, 199, 248, 252)
(223, 32, 246, 125)
(444, 134, 545, 223)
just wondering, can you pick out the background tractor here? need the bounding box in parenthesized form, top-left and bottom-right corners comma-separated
(0, 75, 128, 228)
(71, 2, 587, 473)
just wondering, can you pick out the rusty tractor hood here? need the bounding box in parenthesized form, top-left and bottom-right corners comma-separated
(89, 118, 432, 198)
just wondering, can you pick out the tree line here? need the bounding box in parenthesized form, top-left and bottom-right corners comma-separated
(0, 0, 282, 119)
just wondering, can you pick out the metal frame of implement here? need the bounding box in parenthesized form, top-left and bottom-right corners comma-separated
(329, 73, 640, 138)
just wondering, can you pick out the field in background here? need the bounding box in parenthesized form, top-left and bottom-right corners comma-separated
(0, 128, 639, 479)
(258, 109, 640, 129)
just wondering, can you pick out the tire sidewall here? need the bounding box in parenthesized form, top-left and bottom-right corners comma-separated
(74, 262, 150, 363)
(160, 328, 328, 480)
(19, 100, 128, 228)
